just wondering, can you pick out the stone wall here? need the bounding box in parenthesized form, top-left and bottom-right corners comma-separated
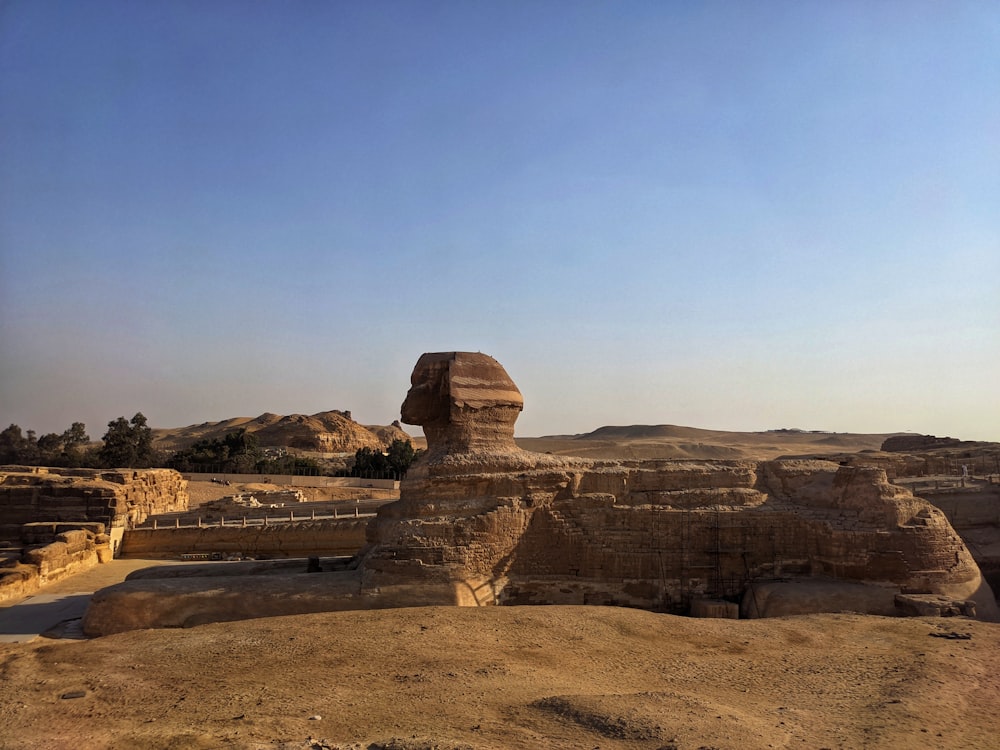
(0, 524, 111, 604)
(501, 491, 975, 609)
(914, 483, 1000, 599)
(360, 353, 997, 620)
(0, 467, 189, 541)
(120, 519, 368, 559)
(366, 458, 989, 615)
(181, 473, 398, 490)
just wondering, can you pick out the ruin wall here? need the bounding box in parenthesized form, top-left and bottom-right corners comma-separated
(120, 519, 368, 559)
(366, 458, 986, 614)
(0, 525, 112, 604)
(0, 467, 189, 541)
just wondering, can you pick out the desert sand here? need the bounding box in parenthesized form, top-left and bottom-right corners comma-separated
(0, 605, 997, 749)
(515, 425, 898, 461)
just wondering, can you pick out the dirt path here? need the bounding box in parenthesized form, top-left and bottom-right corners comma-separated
(0, 606, 996, 750)
(0, 559, 204, 643)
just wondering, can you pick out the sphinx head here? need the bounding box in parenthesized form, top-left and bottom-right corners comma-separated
(401, 352, 523, 455)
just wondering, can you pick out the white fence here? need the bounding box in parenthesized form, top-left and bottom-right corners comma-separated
(181, 473, 398, 490)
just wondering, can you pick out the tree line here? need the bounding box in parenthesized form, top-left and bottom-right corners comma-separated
(0, 416, 421, 478)
(0, 414, 155, 468)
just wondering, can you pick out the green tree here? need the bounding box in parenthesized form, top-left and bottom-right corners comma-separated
(224, 429, 259, 472)
(36, 432, 63, 463)
(62, 422, 89, 451)
(167, 428, 262, 473)
(386, 439, 418, 478)
(18, 430, 40, 464)
(60, 422, 90, 466)
(350, 446, 388, 478)
(99, 412, 155, 468)
(350, 440, 420, 479)
(0, 422, 92, 466)
(0, 424, 26, 464)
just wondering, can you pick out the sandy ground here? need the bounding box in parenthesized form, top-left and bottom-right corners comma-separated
(0, 605, 996, 750)
(185, 481, 397, 508)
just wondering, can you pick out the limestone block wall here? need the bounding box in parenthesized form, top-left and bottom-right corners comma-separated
(363, 499, 535, 590)
(371, 458, 988, 614)
(501, 497, 977, 610)
(921, 486, 1000, 528)
(917, 484, 1000, 595)
(0, 467, 189, 541)
(0, 526, 111, 604)
(120, 519, 369, 559)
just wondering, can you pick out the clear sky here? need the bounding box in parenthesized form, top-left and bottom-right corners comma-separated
(1, 1, 998, 442)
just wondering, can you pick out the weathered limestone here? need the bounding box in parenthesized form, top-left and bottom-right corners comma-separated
(905, 480, 1000, 601)
(0, 467, 189, 541)
(83, 572, 369, 635)
(0, 524, 111, 603)
(362, 352, 998, 620)
(120, 519, 368, 559)
(690, 598, 739, 619)
(0, 467, 188, 604)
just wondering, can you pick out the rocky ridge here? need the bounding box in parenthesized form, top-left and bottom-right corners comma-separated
(152, 410, 411, 454)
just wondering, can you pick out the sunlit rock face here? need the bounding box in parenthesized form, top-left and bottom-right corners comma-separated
(401, 352, 524, 458)
(391, 352, 582, 517)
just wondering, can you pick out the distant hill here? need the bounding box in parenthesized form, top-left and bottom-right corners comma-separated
(152, 410, 411, 455)
(577, 424, 735, 441)
(517, 425, 907, 461)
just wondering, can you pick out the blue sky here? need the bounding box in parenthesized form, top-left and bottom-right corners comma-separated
(1, 1, 998, 441)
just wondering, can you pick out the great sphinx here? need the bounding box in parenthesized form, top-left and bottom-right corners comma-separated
(364, 352, 998, 619)
(83, 351, 998, 635)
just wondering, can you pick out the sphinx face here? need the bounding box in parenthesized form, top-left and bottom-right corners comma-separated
(400, 354, 452, 426)
(401, 352, 525, 457)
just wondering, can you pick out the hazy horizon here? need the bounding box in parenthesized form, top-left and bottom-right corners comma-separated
(2, 3, 998, 442)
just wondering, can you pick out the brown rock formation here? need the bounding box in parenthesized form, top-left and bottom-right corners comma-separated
(0, 523, 112, 603)
(254, 411, 385, 453)
(0, 467, 189, 541)
(365, 420, 411, 447)
(881, 434, 963, 452)
(153, 410, 408, 454)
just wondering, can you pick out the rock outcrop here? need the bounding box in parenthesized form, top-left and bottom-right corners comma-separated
(153, 410, 409, 454)
(0, 467, 189, 541)
(0, 523, 112, 603)
(882, 434, 963, 452)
